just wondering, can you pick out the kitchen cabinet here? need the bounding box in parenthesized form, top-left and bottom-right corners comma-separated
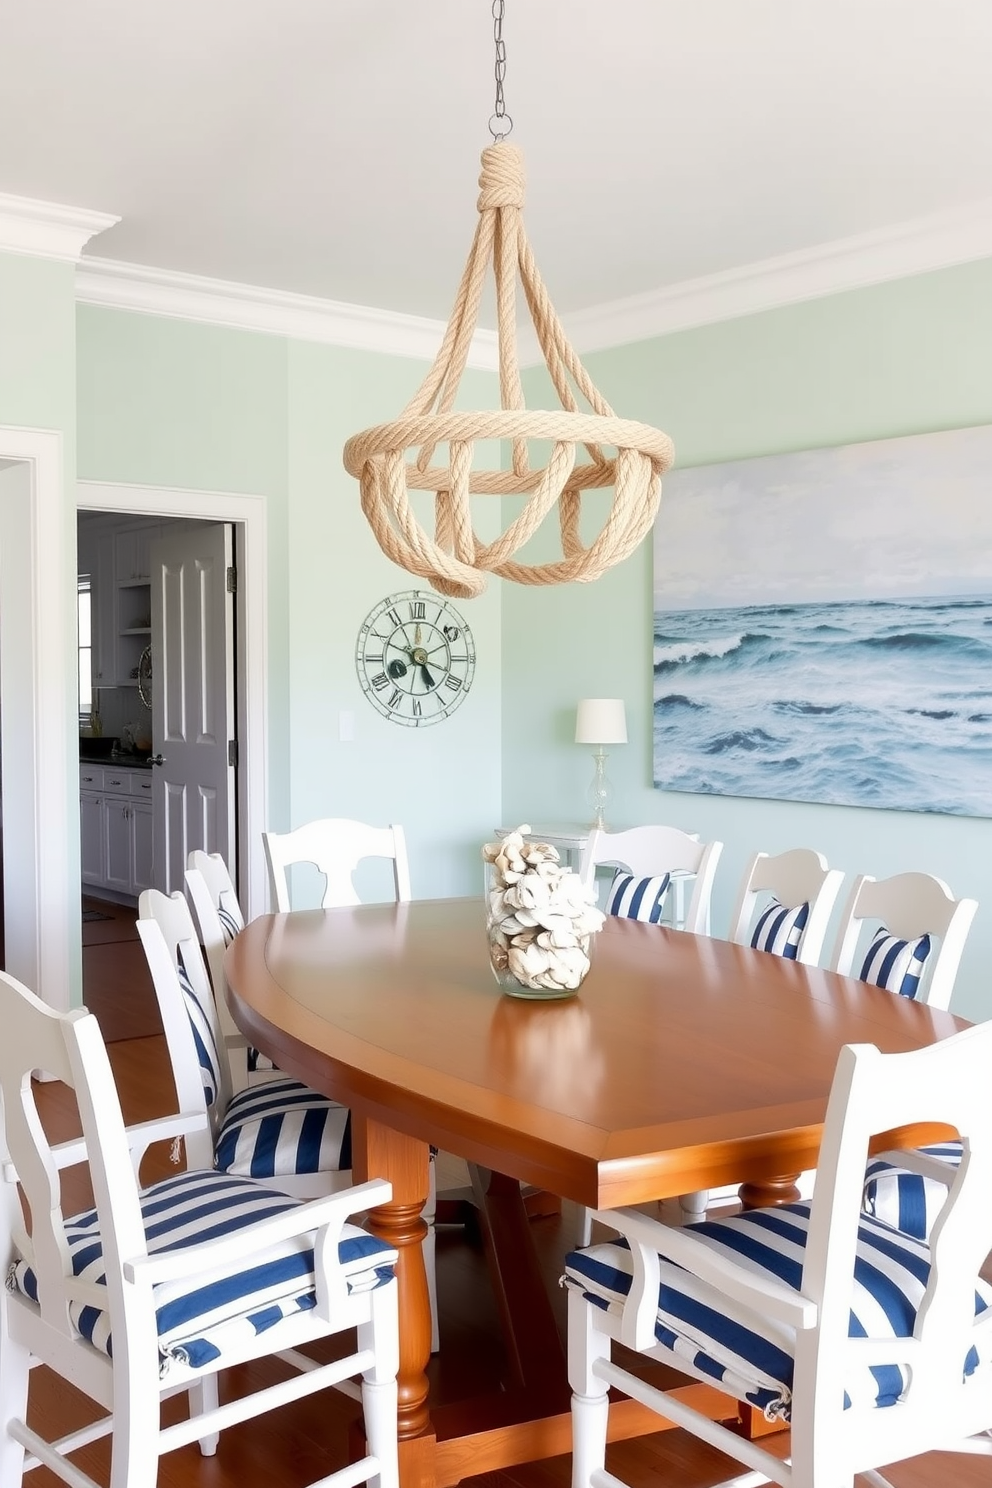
(80, 530, 117, 688)
(80, 764, 155, 900)
(114, 526, 160, 583)
(79, 790, 105, 881)
(114, 525, 158, 684)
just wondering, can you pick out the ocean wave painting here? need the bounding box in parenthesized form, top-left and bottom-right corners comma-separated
(652, 426, 992, 816)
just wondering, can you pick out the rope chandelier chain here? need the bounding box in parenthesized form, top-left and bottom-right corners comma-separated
(343, 14, 674, 598)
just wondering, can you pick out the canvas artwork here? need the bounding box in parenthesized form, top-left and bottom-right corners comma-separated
(652, 424, 992, 817)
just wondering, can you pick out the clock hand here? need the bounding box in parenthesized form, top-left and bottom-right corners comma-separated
(419, 663, 436, 690)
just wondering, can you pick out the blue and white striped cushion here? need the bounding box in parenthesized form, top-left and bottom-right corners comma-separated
(859, 929, 931, 999)
(606, 872, 672, 924)
(563, 1202, 992, 1422)
(215, 898, 274, 1073)
(217, 903, 244, 943)
(9, 1168, 395, 1373)
(750, 899, 809, 959)
(864, 1142, 963, 1241)
(216, 1076, 352, 1179)
(177, 959, 223, 1109)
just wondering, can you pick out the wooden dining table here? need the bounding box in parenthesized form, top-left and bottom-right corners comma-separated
(225, 897, 966, 1488)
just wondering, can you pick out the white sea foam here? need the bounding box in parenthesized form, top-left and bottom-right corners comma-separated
(653, 634, 745, 668)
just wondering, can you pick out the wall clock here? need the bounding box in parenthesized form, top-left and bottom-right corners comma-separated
(356, 589, 476, 727)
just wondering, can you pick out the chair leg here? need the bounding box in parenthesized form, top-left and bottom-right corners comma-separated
(423, 1215, 439, 1354)
(109, 1361, 161, 1488)
(360, 1287, 400, 1488)
(424, 1157, 439, 1353)
(189, 1373, 220, 1456)
(679, 1189, 709, 1223)
(570, 1387, 610, 1488)
(567, 1289, 611, 1488)
(0, 1312, 29, 1487)
(577, 1205, 593, 1247)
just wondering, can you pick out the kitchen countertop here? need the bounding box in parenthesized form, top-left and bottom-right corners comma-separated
(79, 752, 154, 771)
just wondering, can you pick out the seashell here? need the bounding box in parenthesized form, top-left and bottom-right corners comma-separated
(484, 831, 601, 991)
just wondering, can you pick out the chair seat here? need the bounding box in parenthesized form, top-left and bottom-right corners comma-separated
(864, 1141, 964, 1240)
(216, 1076, 353, 1180)
(9, 1168, 395, 1374)
(563, 1201, 992, 1422)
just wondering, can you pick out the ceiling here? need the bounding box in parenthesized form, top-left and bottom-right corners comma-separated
(2, 0, 992, 330)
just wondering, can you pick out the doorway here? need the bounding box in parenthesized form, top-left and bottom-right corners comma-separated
(77, 511, 237, 899)
(78, 481, 269, 920)
(0, 428, 73, 1010)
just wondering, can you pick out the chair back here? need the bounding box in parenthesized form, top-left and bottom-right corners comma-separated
(578, 824, 723, 934)
(137, 887, 231, 1162)
(0, 970, 148, 1359)
(263, 818, 411, 911)
(186, 850, 246, 1052)
(829, 871, 978, 1010)
(728, 847, 844, 965)
(796, 1021, 992, 1469)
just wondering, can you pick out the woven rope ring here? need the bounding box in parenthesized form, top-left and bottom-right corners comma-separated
(343, 145, 675, 600)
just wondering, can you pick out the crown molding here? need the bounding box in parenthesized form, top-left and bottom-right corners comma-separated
(75, 256, 499, 369)
(0, 192, 119, 263)
(518, 196, 992, 364)
(6, 187, 984, 366)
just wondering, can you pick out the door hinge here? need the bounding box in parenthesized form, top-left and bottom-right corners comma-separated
(228, 739, 239, 768)
(226, 564, 237, 593)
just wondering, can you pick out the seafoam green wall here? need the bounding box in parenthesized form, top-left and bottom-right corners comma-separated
(76, 306, 294, 829)
(285, 343, 501, 900)
(507, 256, 992, 1021)
(75, 306, 502, 900)
(0, 249, 82, 1000)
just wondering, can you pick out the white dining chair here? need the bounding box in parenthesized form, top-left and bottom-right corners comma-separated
(187, 847, 440, 1351)
(828, 870, 978, 1248)
(576, 823, 724, 1242)
(185, 849, 264, 1086)
(0, 965, 399, 1488)
(578, 823, 723, 935)
(263, 817, 411, 910)
(828, 869, 978, 1010)
(139, 888, 357, 1200)
(565, 1020, 992, 1488)
(728, 846, 845, 966)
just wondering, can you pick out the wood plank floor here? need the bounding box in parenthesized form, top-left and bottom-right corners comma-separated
(19, 938, 989, 1487)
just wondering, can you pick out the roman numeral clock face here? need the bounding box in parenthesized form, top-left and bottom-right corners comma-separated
(356, 591, 476, 727)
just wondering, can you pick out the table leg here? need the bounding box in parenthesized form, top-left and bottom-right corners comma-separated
(738, 1173, 803, 1209)
(353, 1114, 433, 1441)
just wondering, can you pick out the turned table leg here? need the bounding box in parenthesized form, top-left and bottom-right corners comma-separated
(353, 1114, 433, 1442)
(738, 1173, 803, 1209)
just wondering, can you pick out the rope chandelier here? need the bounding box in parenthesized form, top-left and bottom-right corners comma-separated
(343, 1, 674, 600)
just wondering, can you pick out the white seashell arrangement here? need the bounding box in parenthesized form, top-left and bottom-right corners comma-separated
(482, 825, 605, 995)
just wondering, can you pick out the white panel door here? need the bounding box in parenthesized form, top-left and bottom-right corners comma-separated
(151, 523, 235, 895)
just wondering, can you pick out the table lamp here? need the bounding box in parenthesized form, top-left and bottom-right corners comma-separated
(575, 698, 627, 831)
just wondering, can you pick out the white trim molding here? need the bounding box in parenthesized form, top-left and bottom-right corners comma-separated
(518, 195, 992, 362)
(0, 427, 74, 1012)
(11, 185, 992, 365)
(76, 256, 500, 370)
(0, 192, 119, 263)
(77, 480, 270, 922)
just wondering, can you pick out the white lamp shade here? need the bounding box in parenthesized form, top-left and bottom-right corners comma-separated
(575, 698, 627, 745)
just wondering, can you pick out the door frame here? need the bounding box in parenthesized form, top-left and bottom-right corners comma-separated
(78, 480, 269, 921)
(0, 426, 73, 1010)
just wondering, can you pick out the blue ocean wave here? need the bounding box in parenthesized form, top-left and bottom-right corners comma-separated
(703, 728, 781, 754)
(773, 700, 844, 716)
(658, 692, 705, 710)
(652, 593, 992, 816)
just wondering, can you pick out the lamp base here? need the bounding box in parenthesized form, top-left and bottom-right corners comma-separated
(585, 748, 613, 834)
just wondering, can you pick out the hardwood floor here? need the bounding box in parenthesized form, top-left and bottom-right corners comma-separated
(20, 934, 989, 1487)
